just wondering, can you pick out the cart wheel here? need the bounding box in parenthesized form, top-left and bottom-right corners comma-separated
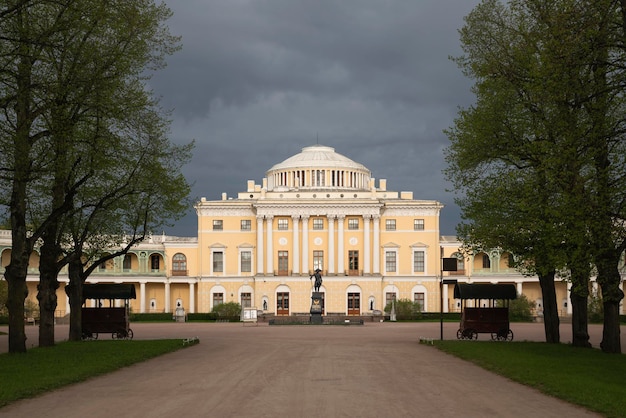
(93, 333, 99, 340)
(126, 328, 133, 340)
(112, 329, 127, 339)
(505, 329, 514, 341)
(491, 332, 498, 341)
(82, 331, 93, 341)
(456, 329, 464, 340)
(468, 329, 478, 340)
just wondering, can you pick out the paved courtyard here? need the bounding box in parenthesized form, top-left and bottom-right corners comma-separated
(1, 321, 616, 417)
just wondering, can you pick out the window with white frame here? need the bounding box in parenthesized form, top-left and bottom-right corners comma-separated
(213, 251, 224, 272)
(241, 251, 252, 272)
(278, 218, 289, 230)
(313, 251, 324, 271)
(414, 219, 424, 230)
(385, 251, 397, 272)
(213, 220, 223, 231)
(313, 218, 324, 230)
(241, 219, 251, 231)
(414, 292, 425, 312)
(413, 251, 425, 273)
(213, 292, 223, 307)
(385, 219, 396, 231)
(348, 218, 359, 230)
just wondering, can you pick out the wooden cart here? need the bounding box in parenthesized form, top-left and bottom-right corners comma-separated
(454, 283, 517, 341)
(81, 284, 136, 340)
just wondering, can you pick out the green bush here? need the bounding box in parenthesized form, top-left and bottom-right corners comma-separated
(211, 302, 242, 320)
(187, 312, 218, 321)
(129, 313, 173, 322)
(384, 299, 422, 320)
(507, 293, 536, 322)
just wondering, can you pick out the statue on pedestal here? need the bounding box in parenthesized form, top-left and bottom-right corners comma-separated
(311, 269, 323, 292)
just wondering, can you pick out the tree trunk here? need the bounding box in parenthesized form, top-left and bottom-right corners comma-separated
(569, 265, 591, 348)
(37, 222, 62, 347)
(570, 292, 591, 348)
(538, 270, 560, 343)
(596, 259, 623, 353)
(5, 264, 28, 353)
(67, 258, 84, 341)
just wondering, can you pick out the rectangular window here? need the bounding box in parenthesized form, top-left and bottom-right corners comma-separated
(313, 251, 324, 271)
(413, 251, 425, 273)
(241, 251, 251, 272)
(385, 219, 396, 231)
(348, 250, 359, 275)
(414, 219, 424, 230)
(240, 219, 251, 231)
(313, 218, 324, 230)
(213, 251, 223, 272)
(386, 292, 396, 308)
(414, 292, 425, 312)
(348, 218, 359, 230)
(278, 218, 289, 230)
(213, 220, 223, 231)
(278, 251, 288, 275)
(385, 251, 396, 272)
(212, 292, 223, 307)
(241, 292, 251, 308)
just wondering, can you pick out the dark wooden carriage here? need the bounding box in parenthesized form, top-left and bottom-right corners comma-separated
(81, 284, 136, 340)
(454, 283, 517, 341)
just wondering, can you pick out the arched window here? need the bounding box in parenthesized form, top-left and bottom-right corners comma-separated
(172, 253, 187, 276)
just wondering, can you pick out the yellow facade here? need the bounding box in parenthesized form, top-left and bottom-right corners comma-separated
(1, 145, 614, 320)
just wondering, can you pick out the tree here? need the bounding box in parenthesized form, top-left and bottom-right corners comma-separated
(0, 0, 185, 352)
(445, 0, 626, 351)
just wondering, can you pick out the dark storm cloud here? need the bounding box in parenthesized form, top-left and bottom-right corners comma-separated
(150, 0, 481, 236)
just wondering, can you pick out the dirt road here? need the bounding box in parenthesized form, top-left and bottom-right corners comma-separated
(0, 322, 604, 417)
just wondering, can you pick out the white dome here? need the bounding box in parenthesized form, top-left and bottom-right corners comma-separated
(266, 145, 372, 191)
(268, 145, 370, 172)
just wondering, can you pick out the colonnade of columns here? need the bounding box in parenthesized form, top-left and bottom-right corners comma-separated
(255, 213, 381, 276)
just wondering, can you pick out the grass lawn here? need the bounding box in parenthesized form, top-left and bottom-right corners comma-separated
(0, 339, 189, 408)
(435, 341, 626, 418)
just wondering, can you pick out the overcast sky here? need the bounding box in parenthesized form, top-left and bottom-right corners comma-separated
(149, 0, 481, 237)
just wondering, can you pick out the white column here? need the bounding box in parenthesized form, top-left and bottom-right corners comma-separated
(337, 215, 345, 275)
(443, 283, 450, 313)
(364, 215, 371, 275)
(164, 281, 171, 314)
(140, 282, 146, 313)
(292, 216, 300, 275)
(328, 215, 335, 275)
(257, 216, 264, 274)
(189, 282, 195, 313)
(516, 282, 522, 297)
(302, 216, 309, 274)
(372, 215, 380, 274)
(266, 215, 274, 274)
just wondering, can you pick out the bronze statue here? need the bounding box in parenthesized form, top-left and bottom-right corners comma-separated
(311, 269, 323, 292)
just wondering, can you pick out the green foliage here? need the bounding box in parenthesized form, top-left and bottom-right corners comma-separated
(129, 313, 173, 322)
(498, 294, 535, 322)
(211, 302, 242, 320)
(187, 313, 219, 321)
(383, 299, 422, 320)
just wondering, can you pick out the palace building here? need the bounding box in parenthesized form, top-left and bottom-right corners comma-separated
(5, 145, 620, 319)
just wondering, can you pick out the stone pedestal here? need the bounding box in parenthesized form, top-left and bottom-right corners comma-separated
(310, 292, 323, 324)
